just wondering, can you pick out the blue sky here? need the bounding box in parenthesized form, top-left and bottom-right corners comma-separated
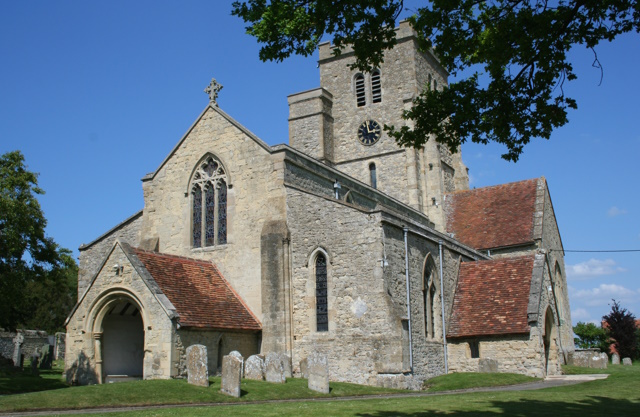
(1, 1, 638, 326)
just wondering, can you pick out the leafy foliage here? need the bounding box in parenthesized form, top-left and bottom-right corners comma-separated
(573, 321, 611, 353)
(0, 150, 77, 332)
(603, 299, 638, 359)
(232, 0, 640, 161)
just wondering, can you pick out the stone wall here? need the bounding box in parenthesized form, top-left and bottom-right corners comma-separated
(66, 244, 177, 384)
(77, 212, 143, 297)
(176, 329, 259, 377)
(0, 330, 50, 361)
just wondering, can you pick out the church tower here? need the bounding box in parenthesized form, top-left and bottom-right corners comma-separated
(288, 21, 469, 231)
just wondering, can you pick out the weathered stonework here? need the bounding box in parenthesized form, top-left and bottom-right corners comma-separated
(307, 351, 329, 394)
(186, 344, 209, 387)
(244, 354, 264, 380)
(221, 354, 242, 397)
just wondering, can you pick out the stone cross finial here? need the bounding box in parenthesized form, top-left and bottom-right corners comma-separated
(204, 78, 223, 106)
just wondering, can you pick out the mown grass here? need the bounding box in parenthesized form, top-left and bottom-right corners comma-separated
(0, 359, 68, 395)
(85, 363, 640, 417)
(423, 371, 539, 392)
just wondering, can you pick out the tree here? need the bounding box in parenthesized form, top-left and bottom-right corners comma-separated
(602, 299, 638, 359)
(0, 150, 77, 332)
(232, 1, 640, 161)
(573, 321, 611, 353)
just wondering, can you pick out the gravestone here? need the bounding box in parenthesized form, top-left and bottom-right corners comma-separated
(221, 355, 242, 397)
(299, 357, 308, 379)
(228, 350, 244, 378)
(307, 351, 329, 394)
(590, 354, 607, 369)
(40, 344, 53, 370)
(281, 353, 293, 378)
(12, 333, 24, 367)
(612, 353, 620, 365)
(478, 358, 499, 373)
(622, 357, 632, 366)
(265, 352, 286, 383)
(245, 354, 264, 380)
(30, 353, 39, 376)
(600, 352, 608, 363)
(54, 332, 66, 360)
(186, 344, 209, 387)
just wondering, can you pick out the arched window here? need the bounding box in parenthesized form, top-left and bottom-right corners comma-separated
(315, 253, 328, 332)
(355, 74, 366, 107)
(423, 257, 437, 339)
(371, 70, 382, 103)
(369, 163, 377, 189)
(191, 155, 228, 248)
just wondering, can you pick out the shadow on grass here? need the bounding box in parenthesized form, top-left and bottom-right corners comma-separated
(355, 396, 640, 417)
(0, 362, 69, 395)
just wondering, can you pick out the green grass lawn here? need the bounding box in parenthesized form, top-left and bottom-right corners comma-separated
(423, 371, 539, 392)
(1, 362, 638, 416)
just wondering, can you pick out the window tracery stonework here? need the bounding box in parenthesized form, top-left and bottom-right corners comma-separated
(191, 156, 227, 248)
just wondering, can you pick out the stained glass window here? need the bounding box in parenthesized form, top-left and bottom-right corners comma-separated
(192, 186, 202, 248)
(217, 180, 227, 244)
(205, 185, 215, 246)
(316, 254, 328, 332)
(190, 155, 228, 248)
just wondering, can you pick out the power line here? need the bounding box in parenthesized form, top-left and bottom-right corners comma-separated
(550, 249, 640, 253)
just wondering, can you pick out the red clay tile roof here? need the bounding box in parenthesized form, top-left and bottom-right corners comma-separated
(131, 248, 261, 331)
(448, 255, 534, 338)
(444, 178, 538, 250)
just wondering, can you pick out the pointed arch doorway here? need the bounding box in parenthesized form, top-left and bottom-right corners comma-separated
(543, 307, 555, 375)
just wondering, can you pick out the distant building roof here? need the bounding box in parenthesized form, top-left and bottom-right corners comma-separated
(131, 248, 261, 331)
(448, 255, 535, 339)
(444, 178, 539, 251)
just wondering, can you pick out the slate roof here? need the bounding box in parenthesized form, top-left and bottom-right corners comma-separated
(444, 178, 539, 250)
(131, 248, 261, 331)
(447, 255, 535, 339)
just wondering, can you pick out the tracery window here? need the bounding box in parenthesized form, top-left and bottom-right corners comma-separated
(191, 156, 228, 248)
(315, 253, 328, 332)
(355, 74, 366, 107)
(371, 70, 382, 103)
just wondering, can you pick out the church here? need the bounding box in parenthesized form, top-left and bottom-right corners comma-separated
(64, 21, 573, 388)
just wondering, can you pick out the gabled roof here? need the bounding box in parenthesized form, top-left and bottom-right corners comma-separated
(444, 178, 540, 251)
(129, 247, 261, 331)
(447, 255, 535, 339)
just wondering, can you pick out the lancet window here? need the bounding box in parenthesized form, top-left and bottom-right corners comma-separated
(355, 74, 366, 107)
(316, 253, 328, 332)
(371, 70, 382, 103)
(423, 258, 437, 339)
(191, 156, 228, 248)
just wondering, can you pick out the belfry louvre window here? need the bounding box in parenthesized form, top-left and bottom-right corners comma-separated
(316, 253, 328, 332)
(355, 74, 366, 107)
(191, 156, 228, 248)
(371, 70, 381, 103)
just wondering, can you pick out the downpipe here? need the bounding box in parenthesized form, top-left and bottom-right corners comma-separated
(403, 227, 413, 372)
(439, 239, 448, 374)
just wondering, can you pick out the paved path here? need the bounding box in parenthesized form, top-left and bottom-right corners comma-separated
(0, 374, 609, 417)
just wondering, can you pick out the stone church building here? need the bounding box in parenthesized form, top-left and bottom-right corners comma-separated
(65, 22, 573, 387)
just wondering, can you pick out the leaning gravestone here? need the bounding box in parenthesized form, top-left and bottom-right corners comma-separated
(612, 353, 620, 365)
(478, 358, 499, 373)
(228, 350, 244, 378)
(40, 344, 53, 370)
(622, 357, 632, 366)
(307, 351, 329, 394)
(245, 354, 264, 380)
(186, 344, 209, 387)
(221, 355, 242, 397)
(30, 353, 39, 376)
(265, 352, 286, 383)
(281, 353, 292, 378)
(299, 357, 309, 379)
(12, 333, 24, 367)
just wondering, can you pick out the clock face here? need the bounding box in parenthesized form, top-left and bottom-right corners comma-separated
(357, 120, 381, 146)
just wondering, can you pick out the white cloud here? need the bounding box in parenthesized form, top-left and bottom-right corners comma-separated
(571, 284, 638, 307)
(571, 308, 591, 323)
(566, 258, 627, 280)
(607, 206, 627, 217)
